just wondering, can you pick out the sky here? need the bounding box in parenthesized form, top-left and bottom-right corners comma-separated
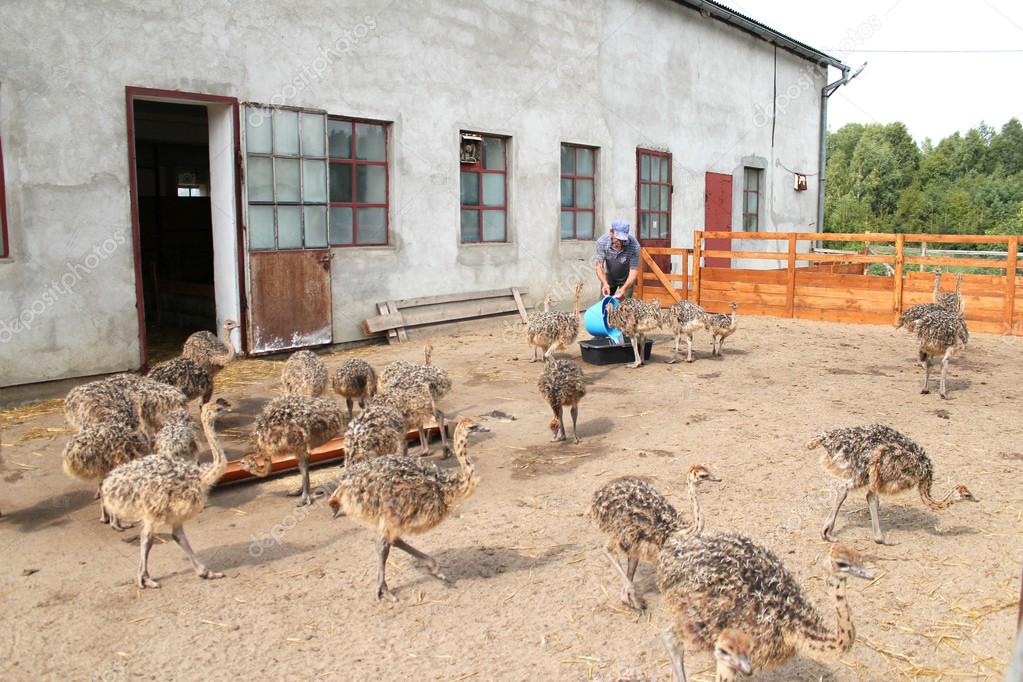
(718, 0, 1023, 144)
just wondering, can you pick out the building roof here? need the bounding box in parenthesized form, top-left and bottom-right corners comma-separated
(673, 0, 848, 72)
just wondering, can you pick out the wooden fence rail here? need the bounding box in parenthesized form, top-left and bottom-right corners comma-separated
(637, 231, 1022, 335)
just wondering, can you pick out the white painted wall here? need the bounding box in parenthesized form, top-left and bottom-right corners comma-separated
(0, 0, 829, 387)
(206, 102, 242, 352)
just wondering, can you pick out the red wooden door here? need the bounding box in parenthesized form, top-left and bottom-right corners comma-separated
(704, 172, 732, 268)
(637, 149, 672, 273)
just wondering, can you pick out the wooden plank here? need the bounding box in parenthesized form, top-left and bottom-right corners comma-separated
(364, 311, 406, 334)
(376, 303, 397, 344)
(786, 235, 796, 318)
(364, 299, 519, 333)
(641, 250, 683, 303)
(636, 249, 645, 300)
(692, 232, 703, 305)
(681, 248, 689, 300)
(701, 249, 789, 261)
(795, 271, 894, 290)
(803, 253, 896, 264)
(904, 256, 1008, 269)
(701, 268, 787, 284)
(893, 234, 905, 324)
(701, 280, 787, 295)
(793, 294, 892, 314)
(641, 272, 688, 283)
(643, 246, 691, 255)
(393, 287, 527, 309)
(511, 287, 528, 323)
(793, 307, 893, 326)
(793, 284, 895, 303)
(701, 289, 787, 307)
(387, 300, 408, 343)
(901, 233, 1013, 245)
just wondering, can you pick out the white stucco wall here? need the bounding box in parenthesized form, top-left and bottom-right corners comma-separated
(0, 0, 828, 387)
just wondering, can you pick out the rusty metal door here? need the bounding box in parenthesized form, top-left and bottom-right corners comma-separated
(248, 250, 333, 354)
(704, 172, 732, 268)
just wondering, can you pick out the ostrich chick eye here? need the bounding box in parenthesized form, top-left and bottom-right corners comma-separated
(835, 561, 849, 569)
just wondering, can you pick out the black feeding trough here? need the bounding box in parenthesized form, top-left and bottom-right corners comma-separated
(579, 337, 654, 365)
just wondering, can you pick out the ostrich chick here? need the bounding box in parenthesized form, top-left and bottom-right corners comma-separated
(661, 300, 706, 364)
(704, 303, 738, 357)
(154, 409, 201, 460)
(328, 418, 489, 602)
(525, 282, 584, 361)
(912, 306, 969, 399)
(381, 344, 454, 456)
(62, 423, 152, 529)
(591, 465, 721, 610)
(281, 350, 328, 397)
(100, 399, 232, 588)
(372, 383, 436, 456)
(240, 395, 345, 506)
(605, 298, 661, 368)
(342, 402, 406, 466)
(658, 535, 873, 680)
(181, 319, 239, 375)
(64, 379, 140, 431)
(332, 358, 378, 418)
(808, 423, 977, 544)
(537, 358, 586, 443)
(147, 357, 214, 405)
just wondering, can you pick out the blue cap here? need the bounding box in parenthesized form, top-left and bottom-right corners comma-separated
(611, 219, 630, 240)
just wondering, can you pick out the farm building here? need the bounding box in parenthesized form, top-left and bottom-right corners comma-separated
(0, 0, 845, 388)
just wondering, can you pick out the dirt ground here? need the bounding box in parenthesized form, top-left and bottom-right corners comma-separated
(0, 315, 1019, 681)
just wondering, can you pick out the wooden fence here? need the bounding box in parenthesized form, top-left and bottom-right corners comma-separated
(636, 232, 1022, 335)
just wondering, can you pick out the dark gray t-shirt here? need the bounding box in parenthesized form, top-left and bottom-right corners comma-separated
(595, 233, 641, 282)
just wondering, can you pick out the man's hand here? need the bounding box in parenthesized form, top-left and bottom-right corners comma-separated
(601, 283, 611, 296)
(613, 288, 624, 299)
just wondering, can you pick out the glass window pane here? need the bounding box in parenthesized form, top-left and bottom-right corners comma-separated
(275, 158, 300, 202)
(639, 213, 650, 239)
(329, 163, 353, 202)
(560, 145, 575, 175)
(245, 108, 272, 154)
(640, 185, 649, 210)
(302, 159, 326, 202)
(482, 210, 505, 241)
(577, 148, 594, 176)
(482, 173, 504, 206)
(661, 185, 670, 211)
(246, 156, 273, 202)
(460, 209, 480, 242)
(460, 171, 479, 206)
(560, 211, 574, 239)
(576, 211, 594, 239)
(649, 213, 661, 240)
(356, 165, 387, 203)
(576, 179, 593, 209)
(304, 205, 327, 247)
(328, 120, 352, 159)
(660, 157, 669, 183)
(658, 213, 671, 239)
(640, 155, 650, 181)
(355, 123, 386, 161)
(273, 109, 299, 156)
(329, 207, 353, 245)
(561, 178, 574, 208)
(356, 207, 387, 244)
(483, 138, 505, 170)
(277, 206, 302, 248)
(745, 191, 758, 214)
(248, 205, 275, 249)
(743, 214, 757, 231)
(300, 113, 325, 157)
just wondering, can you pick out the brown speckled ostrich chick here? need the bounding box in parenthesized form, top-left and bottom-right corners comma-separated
(381, 344, 453, 456)
(181, 319, 239, 375)
(661, 300, 706, 364)
(590, 465, 720, 610)
(372, 383, 436, 456)
(104, 374, 188, 436)
(605, 298, 661, 368)
(342, 402, 406, 466)
(154, 409, 201, 460)
(537, 358, 586, 443)
(808, 423, 977, 544)
(147, 357, 214, 405)
(332, 357, 378, 418)
(100, 399, 231, 588)
(657, 534, 873, 681)
(239, 395, 345, 507)
(62, 423, 151, 529)
(909, 306, 969, 399)
(281, 349, 328, 397)
(328, 418, 489, 602)
(525, 282, 584, 361)
(703, 303, 738, 357)
(64, 379, 139, 431)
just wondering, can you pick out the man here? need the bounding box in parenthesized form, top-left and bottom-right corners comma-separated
(595, 219, 641, 299)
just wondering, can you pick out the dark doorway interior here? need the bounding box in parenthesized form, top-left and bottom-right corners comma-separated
(132, 100, 214, 361)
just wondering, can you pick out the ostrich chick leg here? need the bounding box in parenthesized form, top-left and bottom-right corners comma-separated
(866, 491, 891, 544)
(172, 525, 223, 580)
(376, 537, 398, 602)
(345, 398, 355, 420)
(629, 336, 643, 369)
(603, 547, 644, 610)
(686, 335, 694, 363)
(436, 409, 452, 458)
(286, 455, 313, 507)
(137, 525, 160, 589)
(417, 424, 430, 456)
(939, 348, 954, 399)
(920, 354, 932, 394)
(551, 406, 566, 442)
(661, 629, 689, 682)
(666, 333, 681, 364)
(393, 537, 447, 583)
(569, 405, 580, 444)
(821, 480, 852, 542)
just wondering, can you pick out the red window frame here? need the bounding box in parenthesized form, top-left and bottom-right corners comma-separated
(560, 143, 597, 240)
(742, 167, 761, 232)
(636, 148, 672, 242)
(460, 134, 507, 243)
(328, 117, 389, 247)
(0, 126, 8, 258)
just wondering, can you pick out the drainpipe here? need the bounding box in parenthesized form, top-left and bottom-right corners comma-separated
(817, 62, 865, 235)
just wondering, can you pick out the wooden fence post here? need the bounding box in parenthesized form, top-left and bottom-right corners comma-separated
(1004, 235, 1019, 334)
(786, 234, 797, 317)
(636, 248, 645, 301)
(681, 248, 689, 301)
(892, 234, 905, 324)
(692, 232, 703, 305)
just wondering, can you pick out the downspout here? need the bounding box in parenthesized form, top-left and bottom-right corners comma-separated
(817, 62, 864, 235)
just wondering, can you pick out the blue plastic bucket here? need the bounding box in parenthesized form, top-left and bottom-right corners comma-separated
(584, 296, 624, 344)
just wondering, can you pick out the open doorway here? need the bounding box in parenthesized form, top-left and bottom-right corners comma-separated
(127, 89, 244, 367)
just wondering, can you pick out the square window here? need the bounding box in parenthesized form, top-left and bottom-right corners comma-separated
(273, 109, 300, 156)
(248, 205, 275, 249)
(482, 210, 505, 241)
(460, 209, 480, 242)
(329, 206, 353, 245)
(357, 207, 387, 244)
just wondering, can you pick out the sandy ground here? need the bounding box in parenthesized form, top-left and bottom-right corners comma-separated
(0, 315, 1020, 681)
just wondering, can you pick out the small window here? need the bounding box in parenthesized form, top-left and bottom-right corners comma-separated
(743, 167, 762, 232)
(637, 149, 671, 241)
(328, 118, 390, 246)
(560, 144, 596, 240)
(460, 134, 507, 243)
(0, 124, 8, 258)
